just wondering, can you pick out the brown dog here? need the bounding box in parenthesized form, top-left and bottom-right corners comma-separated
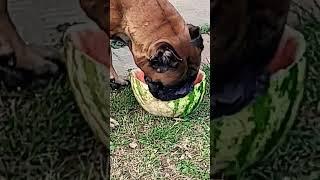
(109, 0, 204, 101)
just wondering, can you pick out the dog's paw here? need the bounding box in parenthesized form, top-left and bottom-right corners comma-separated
(27, 44, 62, 64)
(110, 77, 130, 90)
(110, 118, 119, 129)
(18, 45, 61, 76)
(0, 41, 62, 88)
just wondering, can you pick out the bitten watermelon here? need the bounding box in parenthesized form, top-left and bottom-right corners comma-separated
(213, 26, 307, 176)
(130, 68, 206, 117)
(63, 32, 109, 146)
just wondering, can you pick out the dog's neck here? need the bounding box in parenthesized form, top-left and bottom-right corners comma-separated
(111, 0, 191, 61)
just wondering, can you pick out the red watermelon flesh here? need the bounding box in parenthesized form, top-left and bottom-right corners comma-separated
(267, 36, 298, 74)
(69, 30, 109, 67)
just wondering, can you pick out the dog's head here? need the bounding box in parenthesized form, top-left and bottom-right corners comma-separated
(137, 24, 204, 101)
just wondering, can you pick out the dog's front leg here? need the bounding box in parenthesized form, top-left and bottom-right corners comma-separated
(0, 0, 61, 87)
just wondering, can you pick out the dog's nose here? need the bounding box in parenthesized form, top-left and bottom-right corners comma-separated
(144, 76, 194, 101)
(148, 83, 159, 94)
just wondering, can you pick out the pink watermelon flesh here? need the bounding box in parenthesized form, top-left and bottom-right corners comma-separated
(267, 36, 298, 74)
(70, 30, 109, 67)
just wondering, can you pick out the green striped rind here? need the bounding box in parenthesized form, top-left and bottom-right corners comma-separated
(130, 69, 206, 117)
(213, 26, 306, 175)
(63, 35, 109, 146)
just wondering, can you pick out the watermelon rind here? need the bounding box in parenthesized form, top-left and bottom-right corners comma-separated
(213, 25, 307, 176)
(63, 34, 109, 146)
(130, 69, 206, 118)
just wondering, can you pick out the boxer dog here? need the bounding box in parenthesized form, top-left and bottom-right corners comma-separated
(0, 0, 203, 126)
(109, 0, 204, 101)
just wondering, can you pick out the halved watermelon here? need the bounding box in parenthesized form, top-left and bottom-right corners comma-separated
(63, 28, 109, 146)
(130, 68, 206, 117)
(213, 25, 307, 176)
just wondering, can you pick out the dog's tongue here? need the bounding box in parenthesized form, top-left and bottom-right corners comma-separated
(70, 30, 109, 66)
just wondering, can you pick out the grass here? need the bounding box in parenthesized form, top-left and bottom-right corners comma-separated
(0, 76, 107, 179)
(200, 23, 210, 34)
(110, 66, 210, 179)
(177, 160, 209, 179)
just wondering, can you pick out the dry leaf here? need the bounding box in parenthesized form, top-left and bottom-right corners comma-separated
(129, 141, 138, 149)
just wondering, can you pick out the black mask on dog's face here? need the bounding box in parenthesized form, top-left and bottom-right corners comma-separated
(144, 24, 204, 101)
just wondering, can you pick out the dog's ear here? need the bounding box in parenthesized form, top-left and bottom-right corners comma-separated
(187, 24, 204, 50)
(187, 24, 201, 39)
(150, 45, 182, 73)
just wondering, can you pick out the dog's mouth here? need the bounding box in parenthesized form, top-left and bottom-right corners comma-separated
(135, 70, 203, 101)
(145, 77, 194, 101)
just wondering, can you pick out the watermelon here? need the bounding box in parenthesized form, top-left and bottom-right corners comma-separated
(213, 25, 307, 176)
(63, 32, 109, 146)
(130, 68, 206, 117)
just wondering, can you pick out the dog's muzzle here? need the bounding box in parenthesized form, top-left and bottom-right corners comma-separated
(144, 76, 195, 101)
